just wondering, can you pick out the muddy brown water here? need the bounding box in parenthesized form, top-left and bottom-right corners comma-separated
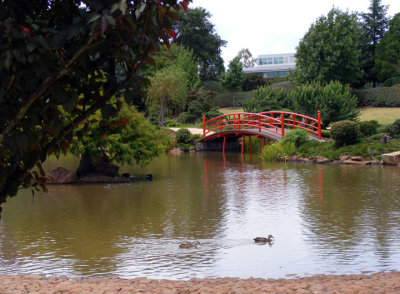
(0, 152, 399, 280)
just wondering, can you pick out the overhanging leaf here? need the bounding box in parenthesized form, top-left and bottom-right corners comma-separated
(135, 3, 146, 19)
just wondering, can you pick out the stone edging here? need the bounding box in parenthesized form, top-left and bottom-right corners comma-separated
(281, 155, 384, 165)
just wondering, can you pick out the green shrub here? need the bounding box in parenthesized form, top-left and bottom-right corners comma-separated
(260, 142, 283, 161)
(177, 112, 197, 124)
(358, 120, 379, 137)
(202, 80, 227, 93)
(330, 120, 360, 146)
(369, 133, 390, 140)
(280, 142, 296, 156)
(269, 80, 295, 91)
(163, 134, 176, 151)
(242, 74, 268, 91)
(214, 91, 253, 108)
(192, 134, 202, 143)
(282, 129, 309, 147)
(242, 136, 264, 153)
(353, 87, 400, 107)
(166, 120, 182, 127)
(321, 129, 331, 138)
(290, 81, 359, 127)
(243, 81, 358, 127)
(175, 128, 192, 144)
(175, 128, 196, 151)
(383, 76, 400, 87)
(204, 108, 223, 120)
(296, 136, 400, 159)
(243, 87, 292, 112)
(387, 119, 400, 139)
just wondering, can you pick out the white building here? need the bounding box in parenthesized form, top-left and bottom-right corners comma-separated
(243, 53, 296, 78)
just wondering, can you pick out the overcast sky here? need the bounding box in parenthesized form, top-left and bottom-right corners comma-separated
(191, 0, 400, 66)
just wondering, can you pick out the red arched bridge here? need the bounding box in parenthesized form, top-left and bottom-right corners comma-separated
(201, 111, 322, 153)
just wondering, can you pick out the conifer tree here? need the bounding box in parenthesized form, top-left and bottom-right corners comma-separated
(360, 0, 389, 86)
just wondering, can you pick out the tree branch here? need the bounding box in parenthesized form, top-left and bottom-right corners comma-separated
(4, 74, 15, 98)
(43, 95, 110, 155)
(0, 32, 98, 145)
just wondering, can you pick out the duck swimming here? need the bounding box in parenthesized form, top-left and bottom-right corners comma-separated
(179, 241, 199, 249)
(254, 235, 274, 243)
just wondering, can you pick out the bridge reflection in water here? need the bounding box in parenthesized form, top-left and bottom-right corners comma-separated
(201, 111, 322, 153)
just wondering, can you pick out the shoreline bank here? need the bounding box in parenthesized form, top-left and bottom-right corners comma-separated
(1, 272, 400, 293)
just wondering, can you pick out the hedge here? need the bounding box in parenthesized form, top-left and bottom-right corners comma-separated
(213, 91, 253, 108)
(352, 87, 400, 107)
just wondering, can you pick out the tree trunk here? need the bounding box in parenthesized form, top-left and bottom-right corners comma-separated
(76, 151, 119, 178)
(159, 95, 167, 127)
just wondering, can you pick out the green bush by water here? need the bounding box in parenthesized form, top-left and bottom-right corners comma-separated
(260, 141, 296, 161)
(330, 120, 360, 147)
(260, 142, 283, 161)
(282, 129, 309, 147)
(175, 128, 201, 151)
(297, 136, 400, 160)
(176, 128, 192, 144)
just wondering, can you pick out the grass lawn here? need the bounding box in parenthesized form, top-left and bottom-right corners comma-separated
(358, 107, 400, 125)
(218, 107, 244, 115)
(218, 107, 400, 125)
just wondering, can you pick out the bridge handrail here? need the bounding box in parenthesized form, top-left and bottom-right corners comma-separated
(203, 112, 284, 138)
(202, 110, 321, 140)
(259, 111, 318, 123)
(259, 111, 321, 139)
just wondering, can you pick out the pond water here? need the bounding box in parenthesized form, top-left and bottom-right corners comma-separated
(0, 152, 400, 280)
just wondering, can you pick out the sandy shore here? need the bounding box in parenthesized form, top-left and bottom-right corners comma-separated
(1, 272, 400, 293)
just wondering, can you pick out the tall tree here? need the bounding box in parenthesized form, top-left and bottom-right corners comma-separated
(360, 0, 389, 87)
(175, 7, 226, 81)
(374, 13, 400, 82)
(149, 44, 201, 91)
(0, 0, 190, 211)
(294, 8, 362, 86)
(236, 48, 255, 68)
(222, 57, 245, 107)
(147, 66, 188, 126)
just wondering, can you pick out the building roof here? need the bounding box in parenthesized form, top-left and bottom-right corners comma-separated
(244, 64, 295, 74)
(243, 53, 296, 74)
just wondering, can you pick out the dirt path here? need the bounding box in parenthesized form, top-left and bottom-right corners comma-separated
(169, 127, 205, 135)
(1, 272, 400, 293)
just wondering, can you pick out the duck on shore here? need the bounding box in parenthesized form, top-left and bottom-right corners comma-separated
(254, 235, 274, 243)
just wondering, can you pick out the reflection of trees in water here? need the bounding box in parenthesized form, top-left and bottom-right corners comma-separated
(219, 156, 306, 236)
(300, 165, 400, 264)
(3, 156, 400, 277)
(0, 153, 230, 276)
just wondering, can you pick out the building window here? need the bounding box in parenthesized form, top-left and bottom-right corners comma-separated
(278, 71, 289, 77)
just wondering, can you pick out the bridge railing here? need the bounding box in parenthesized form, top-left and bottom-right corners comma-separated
(202, 111, 321, 140)
(202, 112, 285, 138)
(259, 111, 321, 139)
